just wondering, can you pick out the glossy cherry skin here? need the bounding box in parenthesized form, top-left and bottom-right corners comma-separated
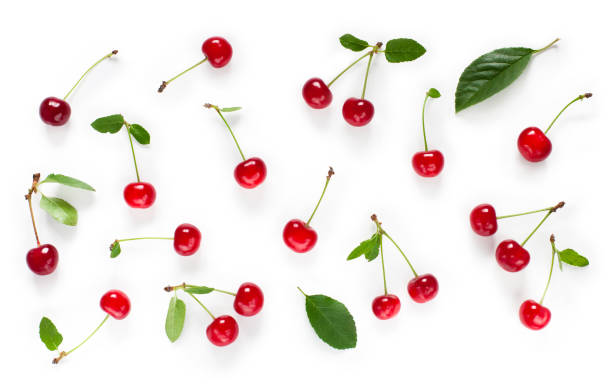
(371, 294, 401, 320)
(234, 282, 264, 316)
(100, 290, 131, 320)
(342, 98, 374, 127)
(123, 182, 156, 208)
(283, 219, 317, 253)
(40, 97, 71, 126)
(470, 204, 498, 236)
(206, 315, 239, 346)
(407, 274, 439, 303)
(495, 240, 530, 272)
(26, 244, 59, 275)
(302, 78, 332, 109)
(173, 223, 201, 256)
(412, 150, 444, 177)
(519, 299, 551, 330)
(201, 37, 233, 68)
(234, 157, 267, 189)
(517, 127, 552, 162)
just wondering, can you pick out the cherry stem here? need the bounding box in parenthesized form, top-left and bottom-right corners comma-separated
(327, 51, 372, 88)
(497, 205, 558, 220)
(540, 235, 557, 304)
(25, 173, 42, 247)
(520, 202, 564, 247)
(164, 283, 236, 297)
(185, 291, 215, 320)
(123, 121, 141, 182)
(117, 237, 174, 242)
(205, 104, 246, 161)
(534, 38, 560, 54)
(544, 93, 592, 135)
(306, 167, 335, 226)
(372, 214, 418, 278)
(64, 50, 118, 100)
(53, 314, 110, 364)
(158, 58, 208, 93)
(379, 234, 388, 295)
(421, 93, 431, 151)
(361, 52, 375, 99)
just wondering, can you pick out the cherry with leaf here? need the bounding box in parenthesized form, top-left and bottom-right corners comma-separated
(109, 223, 202, 258)
(412, 88, 444, 177)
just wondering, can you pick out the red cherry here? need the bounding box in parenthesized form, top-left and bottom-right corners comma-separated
(234, 157, 267, 189)
(100, 290, 131, 320)
(283, 219, 318, 253)
(173, 223, 201, 256)
(470, 204, 498, 236)
(407, 274, 439, 303)
(123, 182, 156, 208)
(39, 97, 71, 126)
(201, 37, 233, 68)
(233, 282, 264, 316)
(412, 150, 444, 177)
(26, 244, 59, 275)
(495, 240, 530, 272)
(517, 127, 552, 162)
(206, 315, 239, 346)
(371, 294, 401, 320)
(302, 78, 332, 109)
(519, 299, 551, 330)
(342, 98, 374, 127)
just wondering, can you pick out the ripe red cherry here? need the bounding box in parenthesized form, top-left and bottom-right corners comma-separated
(519, 299, 551, 330)
(302, 78, 332, 109)
(173, 223, 201, 256)
(40, 97, 71, 126)
(234, 157, 267, 189)
(201, 37, 233, 68)
(371, 294, 401, 320)
(283, 219, 317, 253)
(470, 204, 498, 236)
(100, 290, 131, 320)
(407, 274, 439, 303)
(233, 282, 264, 316)
(495, 240, 530, 272)
(206, 315, 239, 346)
(26, 244, 59, 275)
(342, 98, 374, 127)
(412, 150, 444, 177)
(517, 127, 552, 162)
(123, 182, 156, 208)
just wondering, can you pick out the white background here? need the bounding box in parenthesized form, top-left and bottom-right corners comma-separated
(1, 0, 610, 382)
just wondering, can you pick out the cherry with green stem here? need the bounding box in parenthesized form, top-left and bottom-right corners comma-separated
(471, 201, 564, 237)
(109, 223, 202, 258)
(342, 43, 380, 127)
(412, 88, 444, 177)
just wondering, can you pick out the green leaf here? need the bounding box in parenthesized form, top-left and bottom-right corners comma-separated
(427, 88, 441, 98)
(339, 34, 369, 52)
(128, 124, 150, 145)
(165, 297, 186, 342)
(384, 38, 426, 63)
(347, 233, 381, 261)
(303, 293, 357, 350)
(91, 114, 125, 133)
(558, 249, 589, 267)
(39, 317, 63, 351)
(40, 195, 78, 226)
(184, 286, 214, 294)
(110, 241, 121, 258)
(39, 174, 95, 191)
(455, 47, 535, 112)
(220, 107, 242, 112)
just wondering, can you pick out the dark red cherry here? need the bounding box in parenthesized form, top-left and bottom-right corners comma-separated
(371, 294, 401, 320)
(100, 290, 131, 320)
(233, 282, 264, 316)
(201, 37, 233, 68)
(123, 182, 156, 208)
(517, 127, 552, 162)
(495, 240, 530, 272)
(39, 97, 71, 126)
(282, 219, 317, 253)
(302, 78, 332, 109)
(470, 204, 498, 236)
(173, 223, 201, 256)
(342, 98, 374, 127)
(412, 150, 444, 177)
(206, 315, 239, 346)
(26, 244, 59, 275)
(519, 299, 551, 330)
(407, 274, 439, 303)
(234, 157, 267, 189)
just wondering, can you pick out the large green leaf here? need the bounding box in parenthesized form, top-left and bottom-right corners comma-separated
(304, 293, 357, 350)
(91, 114, 125, 133)
(339, 34, 369, 52)
(165, 297, 186, 342)
(39, 317, 63, 351)
(40, 195, 78, 226)
(39, 174, 95, 191)
(129, 124, 150, 145)
(384, 38, 426, 63)
(558, 249, 589, 267)
(347, 233, 381, 261)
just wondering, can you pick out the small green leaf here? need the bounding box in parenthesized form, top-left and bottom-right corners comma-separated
(347, 233, 381, 261)
(384, 38, 426, 63)
(91, 114, 125, 133)
(110, 241, 121, 258)
(303, 292, 357, 350)
(339, 34, 369, 52)
(128, 124, 150, 145)
(184, 286, 214, 294)
(220, 107, 242, 112)
(427, 88, 441, 98)
(165, 297, 186, 342)
(558, 249, 589, 267)
(40, 195, 78, 226)
(39, 174, 95, 191)
(39, 317, 63, 351)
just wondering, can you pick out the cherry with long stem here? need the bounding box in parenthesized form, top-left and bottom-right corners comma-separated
(341, 43, 381, 127)
(412, 88, 444, 177)
(53, 315, 109, 364)
(110, 223, 202, 257)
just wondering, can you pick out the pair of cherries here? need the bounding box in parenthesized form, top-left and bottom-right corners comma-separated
(372, 274, 439, 320)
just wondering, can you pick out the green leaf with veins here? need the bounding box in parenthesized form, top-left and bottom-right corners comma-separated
(165, 297, 186, 342)
(39, 317, 63, 351)
(303, 292, 357, 350)
(39, 174, 95, 191)
(347, 233, 381, 261)
(184, 286, 214, 294)
(384, 38, 426, 63)
(339, 34, 370, 52)
(558, 249, 589, 267)
(129, 124, 150, 145)
(91, 114, 125, 133)
(40, 195, 78, 226)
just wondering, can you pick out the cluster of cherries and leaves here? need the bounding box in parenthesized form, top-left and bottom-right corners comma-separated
(164, 282, 263, 346)
(348, 214, 438, 320)
(25, 173, 95, 275)
(303, 33, 426, 127)
(109, 223, 202, 258)
(39, 290, 130, 364)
